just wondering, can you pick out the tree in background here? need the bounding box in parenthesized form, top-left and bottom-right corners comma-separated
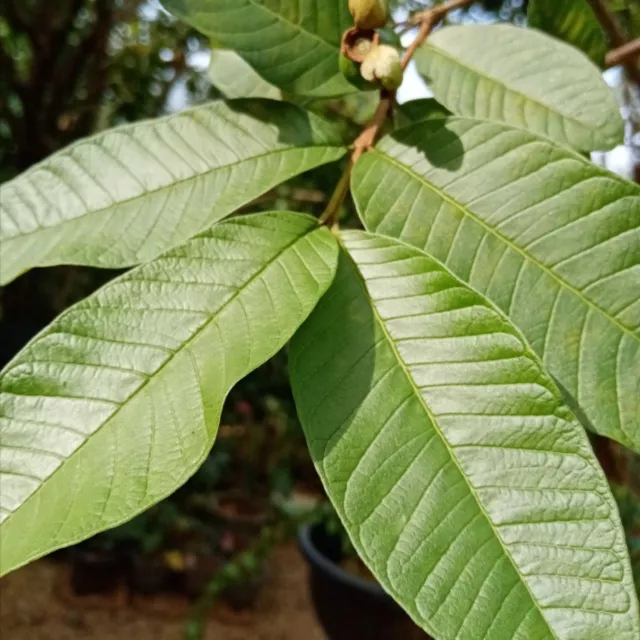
(0, 0, 211, 175)
(0, 0, 214, 347)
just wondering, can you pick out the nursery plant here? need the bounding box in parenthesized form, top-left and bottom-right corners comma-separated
(1, 0, 639, 638)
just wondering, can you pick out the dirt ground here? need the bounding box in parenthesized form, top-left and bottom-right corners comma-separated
(0, 544, 326, 640)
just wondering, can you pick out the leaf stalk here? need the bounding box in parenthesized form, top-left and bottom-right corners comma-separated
(321, 1, 468, 227)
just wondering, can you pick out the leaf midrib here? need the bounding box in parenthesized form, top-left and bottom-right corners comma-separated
(0, 220, 322, 531)
(187, 0, 350, 96)
(194, 0, 348, 96)
(341, 234, 558, 640)
(370, 148, 639, 343)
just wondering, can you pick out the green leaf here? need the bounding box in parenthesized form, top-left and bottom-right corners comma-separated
(0, 99, 346, 285)
(290, 232, 640, 640)
(528, 0, 608, 66)
(161, 0, 356, 98)
(0, 212, 338, 576)
(415, 24, 624, 152)
(352, 117, 640, 454)
(608, 0, 640, 37)
(208, 49, 282, 100)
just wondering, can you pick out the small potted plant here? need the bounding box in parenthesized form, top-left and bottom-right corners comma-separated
(298, 504, 429, 640)
(220, 550, 266, 611)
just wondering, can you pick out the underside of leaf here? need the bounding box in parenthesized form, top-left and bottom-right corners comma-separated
(0, 99, 346, 284)
(415, 24, 623, 151)
(352, 117, 640, 454)
(290, 232, 640, 640)
(0, 212, 338, 575)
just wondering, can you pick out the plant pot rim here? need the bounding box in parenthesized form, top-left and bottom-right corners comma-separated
(297, 523, 388, 600)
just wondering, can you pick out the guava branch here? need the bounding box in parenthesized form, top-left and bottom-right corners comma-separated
(321, 0, 475, 226)
(606, 39, 640, 71)
(585, 0, 640, 86)
(350, 2, 459, 159)
(410, 0, 477, 25)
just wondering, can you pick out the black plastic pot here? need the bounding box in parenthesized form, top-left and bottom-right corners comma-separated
(298, 524, 428, 640)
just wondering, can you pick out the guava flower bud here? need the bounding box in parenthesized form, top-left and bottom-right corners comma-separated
(348, 0, 389, 30)
(360, 45, 403, 90)
(340, 54, 375, 90)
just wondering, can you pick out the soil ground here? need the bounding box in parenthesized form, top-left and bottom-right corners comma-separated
(0, 544, 326, 640)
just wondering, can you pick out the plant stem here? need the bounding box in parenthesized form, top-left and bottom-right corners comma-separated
(607, 38, 640, 69)
(586, 0, 630, 47)
(585, 0, 640, 86)
(410, 0, 478, 26)
(319, 93, 396, 227)
(401, 18, 435, 71)
(318, 159, 355, 225)
(320, 0, 472, 227)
